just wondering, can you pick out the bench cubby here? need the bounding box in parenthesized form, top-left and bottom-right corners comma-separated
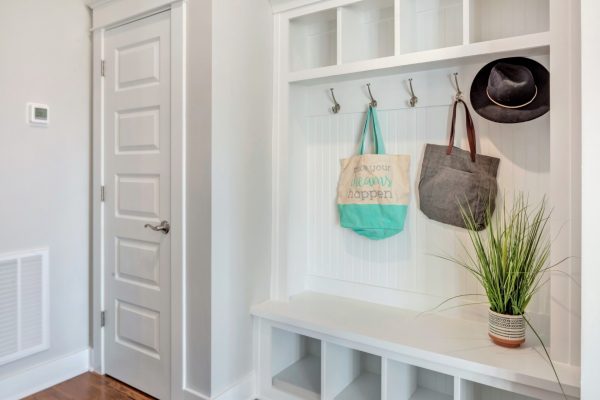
(387, 360, 453, 400)
(325, 343, 382, 400)
(271, 328, 322, 400)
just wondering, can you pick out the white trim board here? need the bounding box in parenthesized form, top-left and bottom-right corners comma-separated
(581, 1, 600, 398)
(0, 348, 90, 400)
(183, 373, 255, 400)
(184, 388, 210, 400)
(171, 2, 188, 400)
(270, 0, 327, 14)
(88, 0, 187, 30)
(213, 373, 255, 400)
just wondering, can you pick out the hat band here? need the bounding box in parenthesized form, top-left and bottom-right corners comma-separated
(486, 85, 538, 109)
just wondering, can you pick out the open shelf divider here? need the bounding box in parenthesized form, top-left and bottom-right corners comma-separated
(462, 0, 471, 45)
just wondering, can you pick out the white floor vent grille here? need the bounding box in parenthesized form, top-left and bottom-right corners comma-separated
(0, 248, 49, 366)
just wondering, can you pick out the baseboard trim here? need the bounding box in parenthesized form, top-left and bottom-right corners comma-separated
(213, 373, 255, 400)
(184, 387, 210, 400)
(0, 348, 90, 400)
(184, 372, 256, 400)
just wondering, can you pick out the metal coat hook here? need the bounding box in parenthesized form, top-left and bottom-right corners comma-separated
(330, 88, 340, 114)
(408, 78, 418, 107)
(453, 72, 463, 101)
(366, 83, 378, 107)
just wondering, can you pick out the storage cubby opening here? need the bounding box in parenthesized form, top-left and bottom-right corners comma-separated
(325, 344, 381, 400)
(387, 360, 453, 400)
(460, 380, 537, 400)
(399, 0, 463, 54)
(290, 9, 338, 72)
(469, 0, 549, 43)
(340, 0, 395, 63)
(271, 328, 321, 400)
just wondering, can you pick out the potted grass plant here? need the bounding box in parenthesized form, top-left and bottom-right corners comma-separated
(435, 193, 568, 399)
(453, 194, 554, 347)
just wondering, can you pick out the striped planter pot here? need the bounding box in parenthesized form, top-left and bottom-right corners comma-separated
(488, 309, 526, 348)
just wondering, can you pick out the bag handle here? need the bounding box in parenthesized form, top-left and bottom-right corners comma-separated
(447, 99, 476, 162)
(359, 106, 386, 155)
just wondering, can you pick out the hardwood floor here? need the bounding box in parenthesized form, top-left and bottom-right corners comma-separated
(24, 372, 154, 400)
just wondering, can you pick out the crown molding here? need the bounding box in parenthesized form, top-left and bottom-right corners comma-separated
(88, 0, 185, 30)
(87, 0, 185, 10)
(86, 0, 113, 9)
(270, 0, 325, 14)
(88, 0, 321, 14)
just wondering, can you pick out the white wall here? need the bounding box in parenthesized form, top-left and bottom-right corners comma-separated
(0, 0, 91, 379)
(185, 0, 272, 397)
(186, 0, 213, 395)
(210, 0, 273, 396)
(581, 0, 600, 398)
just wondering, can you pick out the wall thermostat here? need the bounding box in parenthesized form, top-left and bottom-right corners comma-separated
(28, 103, 49, 126)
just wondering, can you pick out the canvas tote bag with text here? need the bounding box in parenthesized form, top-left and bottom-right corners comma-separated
(337, 106, 410, 240)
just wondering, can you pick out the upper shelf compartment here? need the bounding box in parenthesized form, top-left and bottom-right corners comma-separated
(290, 9, 338, 72)
(285, 0, 551, 84)
(399, 0, 463, 54)
(469, 0, 549, 43)
(340, 0, 395, 63)
(288, 31, 549, 84)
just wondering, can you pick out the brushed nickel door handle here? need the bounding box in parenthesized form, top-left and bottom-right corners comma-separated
(144, 220, 170, 234)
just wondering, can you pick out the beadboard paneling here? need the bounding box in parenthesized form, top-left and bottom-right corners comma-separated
(303, 96, 550, 315)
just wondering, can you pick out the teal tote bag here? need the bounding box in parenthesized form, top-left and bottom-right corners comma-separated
(337, 106, 411, 240)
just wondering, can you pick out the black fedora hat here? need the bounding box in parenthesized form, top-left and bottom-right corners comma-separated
(470, 57, 549, 123)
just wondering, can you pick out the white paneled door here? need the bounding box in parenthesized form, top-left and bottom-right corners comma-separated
(103, 10, 171, 399)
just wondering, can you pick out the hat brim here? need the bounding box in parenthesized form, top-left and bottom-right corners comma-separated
(470, 57, 549, 124)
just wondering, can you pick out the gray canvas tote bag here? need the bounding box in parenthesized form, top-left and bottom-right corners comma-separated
(418, 99, 499, 230)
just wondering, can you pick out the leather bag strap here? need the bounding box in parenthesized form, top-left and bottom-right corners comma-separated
(447, 99, 476, 162)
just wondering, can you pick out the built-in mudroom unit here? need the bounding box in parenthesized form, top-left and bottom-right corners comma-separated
(252, 1, 581, 400)
(4, 0, 597, 399)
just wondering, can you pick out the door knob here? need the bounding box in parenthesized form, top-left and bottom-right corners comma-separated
(144, 220, 170, 234)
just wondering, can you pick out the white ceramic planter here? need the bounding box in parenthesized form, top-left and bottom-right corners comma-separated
(488, 309, 526, 348)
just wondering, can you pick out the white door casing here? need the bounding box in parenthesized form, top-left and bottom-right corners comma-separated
(103, 10, 171, 399)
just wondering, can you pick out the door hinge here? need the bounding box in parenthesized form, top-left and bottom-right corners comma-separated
(100, 60, 105, 77)
(100, 311, 106, 328)
(100, 186, 105, 202)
